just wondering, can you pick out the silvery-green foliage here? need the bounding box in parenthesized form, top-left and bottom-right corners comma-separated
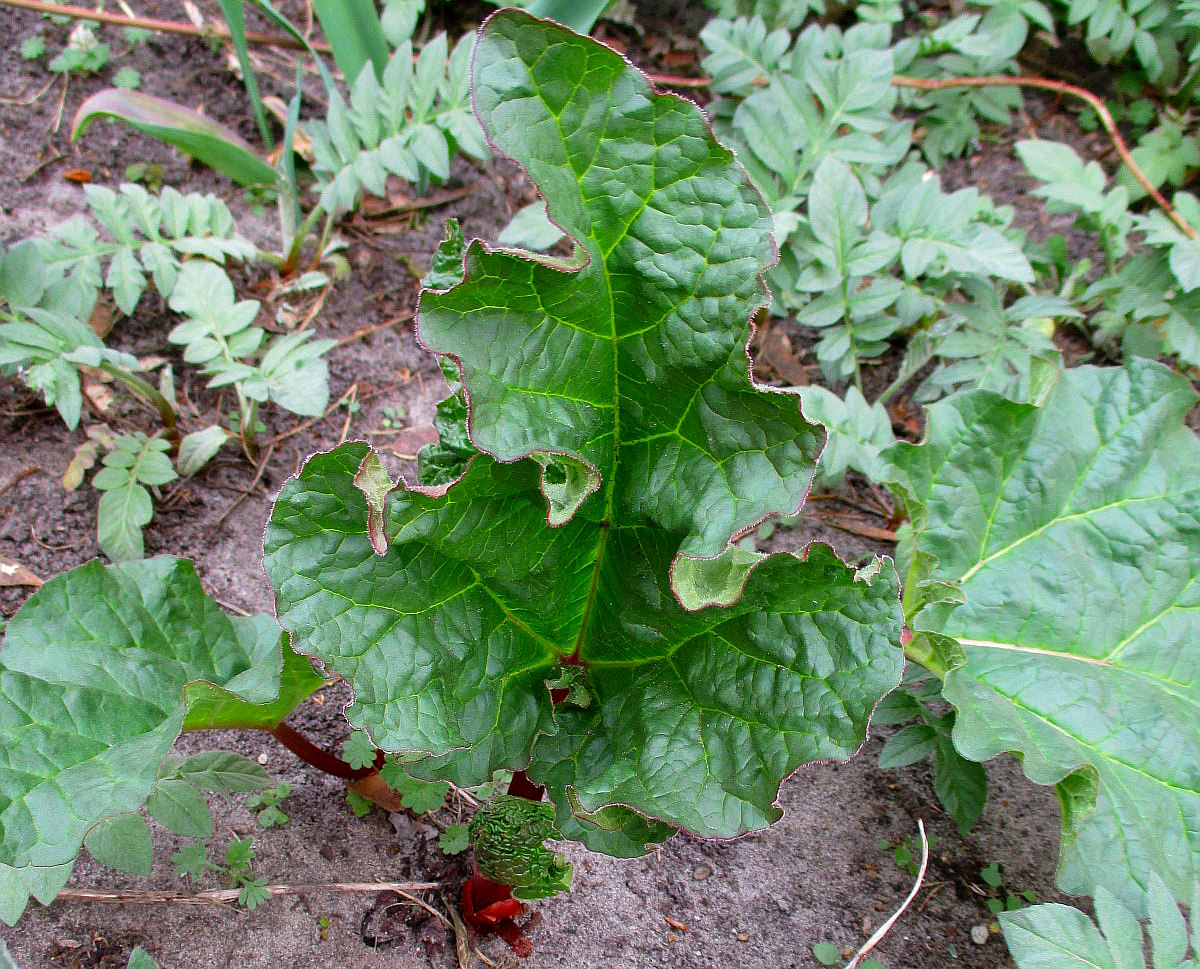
(92, 432, 176, 561)
(0, 240, 142, 429)
(167, 262, 335, 419)
(1002, 874, 1200, 968)
(1016, 139, 1200, 368)
(35, 184, 255, 315)
(783, 158, 1041, 388)
(309, 33, 488, 215)
(799, 385, 895, 485)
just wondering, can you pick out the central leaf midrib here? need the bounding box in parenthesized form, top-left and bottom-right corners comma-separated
(569, 221, 620, 659)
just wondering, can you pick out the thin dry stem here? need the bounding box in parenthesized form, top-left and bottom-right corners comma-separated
(846, 819, 929, 969)
(0, 0, 332, 52)
(889, 75, 1198, 240)
(54, 881, 443, 908)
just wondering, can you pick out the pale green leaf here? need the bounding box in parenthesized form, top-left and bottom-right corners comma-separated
(888, 360, 1200, 914)
(83, 813, 152, 875)
(176, 426, 230, 476)
(0, 558, 319, 880)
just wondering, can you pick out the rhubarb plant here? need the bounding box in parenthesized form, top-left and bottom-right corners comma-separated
(0, 11, 903, 928)
(886, 359, 1200, 915)
(264, 8, 904, 866)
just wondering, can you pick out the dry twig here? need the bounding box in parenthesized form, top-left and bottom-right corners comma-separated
(846, 819, 929, 969)
(0, 0, 332, 52)
(889, 74, 1197, 239)
(54, 881, 443, 908)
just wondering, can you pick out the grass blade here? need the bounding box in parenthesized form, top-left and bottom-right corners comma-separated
(214, 0, 273, 148)
(312, 0, 389, 83)
(524, 0, 616, 33)
(72, 89, 276, 187)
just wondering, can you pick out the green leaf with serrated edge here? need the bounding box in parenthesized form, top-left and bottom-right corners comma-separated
(0, 557, 318, 883)
(343, 731, 378, 771)
(885, 359, 1200, 915)
(378, 762, 448, 815)
(0, 861, 73, 926)
(84, 813, 152, 875)
(265, 12, 902, 853)
(345, 790, 373, 817)
(439, 823, 470, 856)
(164, 752, 272, 793)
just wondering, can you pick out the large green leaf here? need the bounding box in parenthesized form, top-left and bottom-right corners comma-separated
(0, 557, 321, 875)
(1000, 875, 1200, 969)
(886, 359, 1200, 915)
(265, 11, 903, 852)
(424, 10, 821, 560)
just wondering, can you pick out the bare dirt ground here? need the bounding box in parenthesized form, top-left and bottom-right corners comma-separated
(0, 2, 1082, 966)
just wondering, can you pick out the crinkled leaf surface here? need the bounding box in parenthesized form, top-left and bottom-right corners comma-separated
(886, 360, 1200, 915)
(264, 10, 902, 852)
(0, 557, 321, 873)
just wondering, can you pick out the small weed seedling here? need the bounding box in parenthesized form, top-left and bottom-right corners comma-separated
(172, 836, 271, 910)
(978, 862, 1036, 922)
(247, 784, 292, 829)
(878, 832, 938, 879)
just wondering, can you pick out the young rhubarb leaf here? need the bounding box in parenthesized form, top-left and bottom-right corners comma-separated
(886, 359, 1200, 916)
(0, 557, 321, 884)
(265, 11, 903, 856)
(469, 795, 572, 902)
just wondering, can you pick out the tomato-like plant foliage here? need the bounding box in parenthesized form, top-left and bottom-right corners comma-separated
(263, 9, 903, 856)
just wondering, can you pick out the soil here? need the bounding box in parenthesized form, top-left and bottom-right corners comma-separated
(0, 2, 1097, 966)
